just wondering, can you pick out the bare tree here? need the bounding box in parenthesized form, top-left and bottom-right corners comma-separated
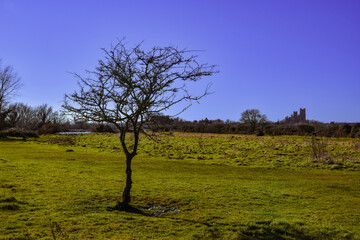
(6, 102, 65, 131)
(11, 103, 38, 130)
(0, 60, 21, 130)
(5, 103, 22, 128)
(49, 110, 67, 125)
(240, 109, 267, 133)
(63, 40, 217, 209)
(36, 104, 53, 128)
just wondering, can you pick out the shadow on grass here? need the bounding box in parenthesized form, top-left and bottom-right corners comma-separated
(170, 218, 320, 239)
(238, 221, 318, 240)
(0, 196, 28, 211)
(0, 136, 27, 142)
(101, 201, 344, 239)
(107, 203, 151, 216)
(107, 202, 182, 218)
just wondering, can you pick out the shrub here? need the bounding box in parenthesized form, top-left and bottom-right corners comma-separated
(334, 124, 352, 137)
(37, 123, 63, 135)
(297, 124, 315, 135)
(265, 125, 297, 136)
(350, 123, 360, 138)
(0, 128, 39, 138)
(317, 124, 339, 137)
(355, 131, 360, 138)
(93, 124, 114, 133)
(341, 124, 352, 135)
(256, 129, 264, 136)
(310, 136, 331, 163)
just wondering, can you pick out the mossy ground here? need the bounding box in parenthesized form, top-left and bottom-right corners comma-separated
(1, 133, 359, 239)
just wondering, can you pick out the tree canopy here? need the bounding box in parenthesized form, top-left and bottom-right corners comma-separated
(240, 109, 267, 133)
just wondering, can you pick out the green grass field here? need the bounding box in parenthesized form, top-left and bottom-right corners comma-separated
(1, 133, 360, 239)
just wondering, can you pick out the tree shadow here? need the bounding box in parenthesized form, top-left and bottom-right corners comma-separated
(107, 203, 151, 216)
(107, 201, 182, 218)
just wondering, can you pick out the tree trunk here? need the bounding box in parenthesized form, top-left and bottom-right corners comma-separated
(122, 155, 133, 206)
(116, 129, 138, 210)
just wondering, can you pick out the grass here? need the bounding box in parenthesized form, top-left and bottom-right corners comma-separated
(0, 133, 359, 239)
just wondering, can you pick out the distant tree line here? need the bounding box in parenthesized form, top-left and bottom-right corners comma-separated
(0, 60, 98, 136)
(1, 102, 359, 139)
(0, 102, 98, 135)
(146, 114, 360, 138)
(2, 103, 61, 132)
(1, 59, 359, 139)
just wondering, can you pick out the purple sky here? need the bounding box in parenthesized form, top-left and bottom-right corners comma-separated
(1, 0, 359, 122)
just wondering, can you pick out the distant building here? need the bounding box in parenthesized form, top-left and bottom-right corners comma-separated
(284, 108, 306, 124)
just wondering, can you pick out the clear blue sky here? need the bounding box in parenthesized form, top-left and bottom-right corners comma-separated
(1, 0, 359, 122)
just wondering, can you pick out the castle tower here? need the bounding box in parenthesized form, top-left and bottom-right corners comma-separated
(299, 108, 306, 122)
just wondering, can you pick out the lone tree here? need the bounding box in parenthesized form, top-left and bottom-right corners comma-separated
(240, 109, 267, 133)
(0, 60, 21, 130)
(63, 40, 217, 209)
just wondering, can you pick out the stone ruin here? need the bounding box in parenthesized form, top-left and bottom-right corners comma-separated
(284, 108, 306, 124)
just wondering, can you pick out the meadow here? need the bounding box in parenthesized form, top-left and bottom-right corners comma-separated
(1, 133, 360, 239)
